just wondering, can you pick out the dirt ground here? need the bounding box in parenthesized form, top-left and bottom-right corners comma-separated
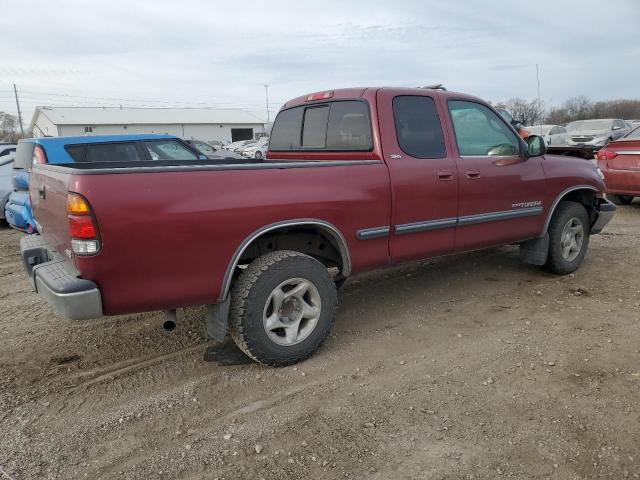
(1, 205, 639, 480)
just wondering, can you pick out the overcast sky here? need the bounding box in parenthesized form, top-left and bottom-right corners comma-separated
(1, 0, 639, 126)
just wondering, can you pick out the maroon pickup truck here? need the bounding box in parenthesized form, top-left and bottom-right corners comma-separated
(21, 87, 615, 366)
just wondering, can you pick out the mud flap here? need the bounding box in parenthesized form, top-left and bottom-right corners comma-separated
(519, 234, 549, 266)
(206, 296, 230, 343)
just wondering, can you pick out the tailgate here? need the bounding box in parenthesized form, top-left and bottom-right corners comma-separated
(607, 140, 640, 171)
(29, 165, 73, 258)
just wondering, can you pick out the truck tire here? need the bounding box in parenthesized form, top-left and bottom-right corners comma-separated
(608, 194, 634, 205)
(229, 250, 338, 366)
(543, 201, 590, 275)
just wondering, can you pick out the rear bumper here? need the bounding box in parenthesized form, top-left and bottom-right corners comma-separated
(591, 199, 616, 234)
(20, 235, 103, 320)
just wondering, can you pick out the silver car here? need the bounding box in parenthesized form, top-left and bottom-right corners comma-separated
(525, 125, 569, 146)
(565, 119, 632, 149)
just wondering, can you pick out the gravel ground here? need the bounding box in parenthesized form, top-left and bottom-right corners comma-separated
(1, 204, 639, 480)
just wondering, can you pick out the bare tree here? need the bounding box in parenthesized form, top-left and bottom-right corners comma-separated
(0, 112, 18, 142)
(494, 98, 546, 126)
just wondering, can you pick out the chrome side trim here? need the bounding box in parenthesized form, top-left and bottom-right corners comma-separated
(541, 185, 598, 235)
(395, 217, 457, 235)
(614, 150, 640, 155)
(356, 226, 390, 240)
(458, 206, 543, 226)
(219, 219, 351, 302)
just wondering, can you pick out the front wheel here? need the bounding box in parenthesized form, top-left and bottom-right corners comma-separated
(229, 250, 337, 366)
(608, 194, 634, 205)
(543, 201, 590, 275)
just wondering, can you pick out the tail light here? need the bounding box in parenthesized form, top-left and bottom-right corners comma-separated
(32, 145, 47, 165)
(67, 193, 100, 255)
(597, 148, 617, 163)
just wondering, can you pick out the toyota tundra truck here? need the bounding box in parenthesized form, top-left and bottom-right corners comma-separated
(20, 87, 616, 366)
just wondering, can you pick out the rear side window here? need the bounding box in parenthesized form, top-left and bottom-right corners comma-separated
(392, 96, 446, 158)
(85, 143, 141, 162)
(270, 100, 372, 151)
(65, 145, 86, 162)
(14, 142, 36, 171)
(144, 140, 198, 161)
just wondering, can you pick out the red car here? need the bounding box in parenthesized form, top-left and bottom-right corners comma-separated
(597, 127, 640, 204)
(22, 87, 615, 366)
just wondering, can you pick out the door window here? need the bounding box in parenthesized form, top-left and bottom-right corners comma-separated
(448, 101, 520, 156)
(145, 140, 198, 161)
(392, 96, 446, 158)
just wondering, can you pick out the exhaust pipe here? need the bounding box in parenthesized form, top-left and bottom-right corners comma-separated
(163, 309, 177, 331)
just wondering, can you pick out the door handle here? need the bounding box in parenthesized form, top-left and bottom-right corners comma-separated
(38, 186, 46, 199)
(437, 170, 453, 181)
(465, 169, 481, 179)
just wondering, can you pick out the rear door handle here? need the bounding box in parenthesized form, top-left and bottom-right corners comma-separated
(437, 171, 453, 181)
(465, 169, 481, 179)
(38, 186, 46, 199)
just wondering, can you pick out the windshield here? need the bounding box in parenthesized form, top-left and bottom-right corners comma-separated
(566, 120, 612, 132)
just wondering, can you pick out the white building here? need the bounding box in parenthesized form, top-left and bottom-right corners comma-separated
(29, 106, 266, 143)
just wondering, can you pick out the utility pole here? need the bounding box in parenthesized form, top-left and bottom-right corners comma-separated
(264, 84, 270, 133)
(13, 83, 25, 136)
(535, 64, 542, 124)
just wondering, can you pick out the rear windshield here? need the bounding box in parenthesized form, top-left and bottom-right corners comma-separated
(625, 127, 640, 140)
(270, 100, 372, 151)
(14, 141, 36, 171)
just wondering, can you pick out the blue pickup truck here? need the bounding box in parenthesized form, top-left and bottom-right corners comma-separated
(5, 134, 215, 232)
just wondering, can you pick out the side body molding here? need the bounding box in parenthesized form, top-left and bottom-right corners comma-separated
(218, 219, 352, 302)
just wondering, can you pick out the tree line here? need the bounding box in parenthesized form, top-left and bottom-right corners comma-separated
(494, 97, 640, 127)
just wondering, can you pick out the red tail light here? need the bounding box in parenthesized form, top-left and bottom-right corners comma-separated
(67, 193, 100, 255)
(597, 149, 617, 162)
(68, 215, 97, 238)
(32, 145, 47, 165)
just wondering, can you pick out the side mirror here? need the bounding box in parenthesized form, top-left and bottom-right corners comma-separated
(526, 135, 547, 157)
(612, 125, 621, 130)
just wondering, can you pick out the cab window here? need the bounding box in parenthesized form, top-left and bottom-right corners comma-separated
(270, 100, 372, 151)
(448, 101, 520, 156)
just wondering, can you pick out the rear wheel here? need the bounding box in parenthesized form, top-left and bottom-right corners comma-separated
(608, 194, 634, 205)
(229, 250, 337, 366)
(543, 201, 590, 275)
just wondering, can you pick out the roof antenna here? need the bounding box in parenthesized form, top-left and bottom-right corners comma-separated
(419, 83, 447, 91)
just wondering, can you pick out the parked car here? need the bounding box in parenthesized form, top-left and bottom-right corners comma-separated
(241, 138, 269, 159)
(565, 119, 632, 149)
(0, 151, 15, 223)
(185, 139, 244, 160)
(234, 140, 257, 154)
(5, 134, 216, 232)
(222, 140, 253, 152)
(596, 126, 640, 204)
(0, 143, 16, 158)
(525, 125, 569, 146)
(21, 87, 614, 367)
